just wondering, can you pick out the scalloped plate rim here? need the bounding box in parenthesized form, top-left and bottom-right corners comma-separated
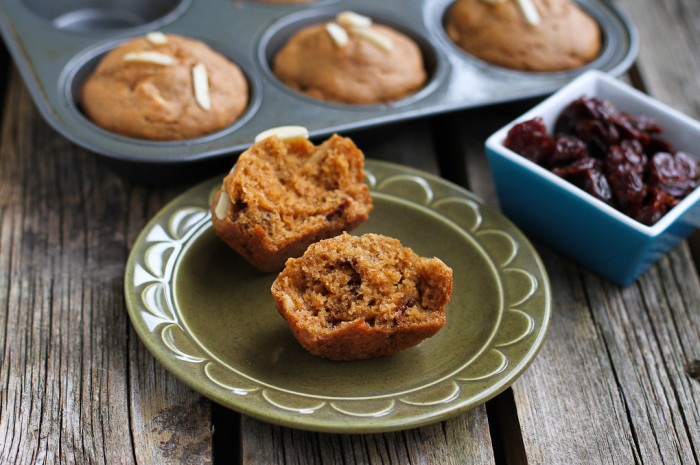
(124, 159, 552, 433)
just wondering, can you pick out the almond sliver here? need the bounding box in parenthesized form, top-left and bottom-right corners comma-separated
(215, 191, 231, 220)
(281, 294, 295, 313)
(326, 22, 349, 48)
(351, 26, 394, 53)
(192, 63, 211, 111)
(146, 31, 168, 45)
(516, 0, 541, 25)
(255, 126, 309, 143)
(123, 51, 174, 65)
(336, 11, 372, 28)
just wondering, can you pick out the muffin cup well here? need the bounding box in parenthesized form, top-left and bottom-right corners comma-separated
(20, 0, 191, 33)
(433, 0, 629, 79)
(62, 35, 261, 144)
(257, 7, 446, 108)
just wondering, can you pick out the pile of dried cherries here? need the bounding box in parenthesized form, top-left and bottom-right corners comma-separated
(504, 97, 700, 225)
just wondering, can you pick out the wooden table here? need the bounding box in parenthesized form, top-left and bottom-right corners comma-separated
(1, 1, 699, 463)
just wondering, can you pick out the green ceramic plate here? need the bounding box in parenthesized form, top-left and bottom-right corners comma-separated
(124, 160, 551, 433)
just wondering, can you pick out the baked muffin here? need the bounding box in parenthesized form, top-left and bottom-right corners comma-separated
(211, 127, 373, 272)
(81, 32, 248, 140)
(445, 0, 601, 72)
(271, 232, 453, 361)
(273, 11, 427, 104)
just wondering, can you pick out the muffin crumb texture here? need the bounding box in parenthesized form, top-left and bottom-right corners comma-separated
(271, 233, 453, 361)
(211, 134, 372, 272)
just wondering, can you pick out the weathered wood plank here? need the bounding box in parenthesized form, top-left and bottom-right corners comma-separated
(238, 117, 496, 465)
(616, 0, 700, 118)
(123, 182, 215, 464)
(241, 406, 495, 465)
(0, 68, 214, 464)
(447, 0, 700, 460)
(606, 0, 700, 460)
(615, 0, 700, 272)
(0, 66, 133, 465)
(447, 104, 640, 464)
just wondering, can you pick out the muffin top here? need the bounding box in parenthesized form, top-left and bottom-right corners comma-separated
(273, 11, 427, 104)
(445, 0, 601, 72)
(81, 33, 248, 140)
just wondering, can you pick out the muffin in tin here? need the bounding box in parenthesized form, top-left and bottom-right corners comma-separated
(445, 0, 601, 72)
(273, 11, 427, 104)
(81, 32, 248, 140)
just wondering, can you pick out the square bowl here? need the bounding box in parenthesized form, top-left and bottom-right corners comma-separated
(485, 70, 700, 286)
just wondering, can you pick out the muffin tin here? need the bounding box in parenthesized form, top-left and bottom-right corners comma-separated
(0, 0, 638, 181)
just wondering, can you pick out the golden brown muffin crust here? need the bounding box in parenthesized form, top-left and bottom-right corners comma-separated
(445, 0, 601, 72)
(273, 22, 427, 104)
(81, 34, 248, 140)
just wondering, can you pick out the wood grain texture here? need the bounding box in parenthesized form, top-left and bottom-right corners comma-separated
(615, 0, 700, 117)
(449, 106, 638, 464)
(447, 1, 700, 461)
(0, 68, 214, 464)
(2, 1, 700, 461)
(241, 406, 495, 465)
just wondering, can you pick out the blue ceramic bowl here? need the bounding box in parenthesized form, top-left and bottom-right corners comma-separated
(485, 70, 700, 286)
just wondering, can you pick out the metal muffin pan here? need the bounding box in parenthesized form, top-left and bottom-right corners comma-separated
(0, 0, 638, 176)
